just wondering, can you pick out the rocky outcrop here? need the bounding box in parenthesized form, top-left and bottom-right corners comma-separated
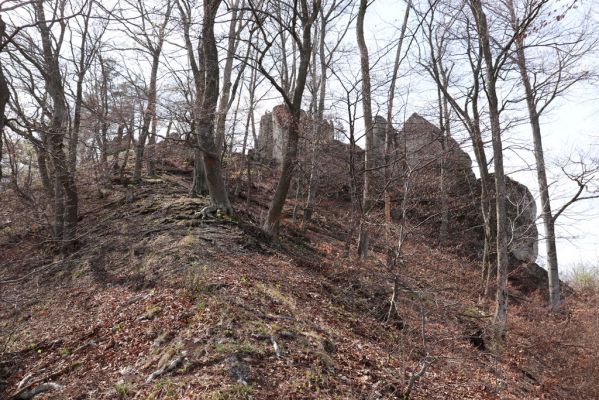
(255, 105, 334, 163)
(382, 113, 539, 267)
(255, 109, 540, 273)
(397, 113, 472, 174)
(503, 175, 539, 266)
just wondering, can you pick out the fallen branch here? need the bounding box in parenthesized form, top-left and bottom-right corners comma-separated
(12, 382, 62, 400)
(403, 357, 434, 399)
(145, 351, 187, 383)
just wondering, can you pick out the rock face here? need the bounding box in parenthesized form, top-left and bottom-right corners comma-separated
(503, 175, 539, 265)
(397, 113, 473, 176)
(256, 105, 334, 163)
(378, 112, 538, 266)
(255, 108, 540, 268)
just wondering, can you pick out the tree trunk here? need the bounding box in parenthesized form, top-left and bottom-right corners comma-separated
(508, 0, 560, 311)
(214, 1, 242, 153)
(437, 86, 449, 245)
(134, 54, 160, 182)
(471, 0, 509, 337)
(357, 219, 369, 260)
(196, 0, 232, 214)
(263, 110, 301, 236)
(261, 0, 317, 237)
(147, 112, 157, 176)
(0, 45, 8, 182)
(384, 1, 411, 228)
(35, 0, 78, 252)
(357, 0, 374, 212)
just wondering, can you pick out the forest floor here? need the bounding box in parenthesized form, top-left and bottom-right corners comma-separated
(1, 166, 598, 399)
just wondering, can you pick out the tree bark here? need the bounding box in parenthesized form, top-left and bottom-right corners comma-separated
(35, 0, 78, 252)
(0, 17, 9, 182)
(470, 0, 509, 336)
(196, 0, 233, 214)
(261, 0, 319, 236)
(357, 0, 374, 212)
(507, 0, 560, 311)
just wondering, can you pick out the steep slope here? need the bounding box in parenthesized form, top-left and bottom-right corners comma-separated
(1, 168, 598, 400)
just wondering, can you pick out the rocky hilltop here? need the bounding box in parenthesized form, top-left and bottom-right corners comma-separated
(256, 107, 540, 277)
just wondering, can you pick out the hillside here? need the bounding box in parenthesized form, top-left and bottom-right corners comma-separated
(1, 159, 598, 400)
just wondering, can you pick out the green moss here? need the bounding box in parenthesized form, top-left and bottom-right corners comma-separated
(114, 382, 130, 398)
(58, 346, 70, 357)
(214, 340, 264, 356)
(209, 384, 254, 400)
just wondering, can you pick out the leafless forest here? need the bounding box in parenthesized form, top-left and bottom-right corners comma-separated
(1, 0, 599, 399)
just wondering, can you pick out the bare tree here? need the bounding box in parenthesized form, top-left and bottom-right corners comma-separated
(248, 0, 322, 237)
(506, 0, 595, 311)
(178, 0, 233, 214)
(355, 0, 374, 259)
(418, 0, 496, 296)
(120, 0, 173, 182)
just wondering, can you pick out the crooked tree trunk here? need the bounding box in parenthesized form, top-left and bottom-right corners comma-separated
(263, 110, 302, 236)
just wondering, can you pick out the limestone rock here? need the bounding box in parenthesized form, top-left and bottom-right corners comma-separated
(255, 105, 334, 163)
(504, 176, 539, 265)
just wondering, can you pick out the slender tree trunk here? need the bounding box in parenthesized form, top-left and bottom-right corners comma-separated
(70, 2, 92, 174)
(262, 0, 317, 237)
(0, 36, 8, 181)
(357, 0, 374, 212)
(471, 0, 509, 336)
(356, 0, 374, 258)
(507, 0, 560, 310)
(215, 1, 242, 152)
(35, 0, 78, 252)
(357, 219, 369, 260)
(147, 112, 157, 176)
(384, 1, 411, 228)
(134, 56, 160, 182)
(132, 3, 171, 182)
(437, 86, 449, 244)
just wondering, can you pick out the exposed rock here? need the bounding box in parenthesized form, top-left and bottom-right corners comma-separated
(481, 174, 539, 267)
(368, 113, 474, 179)
(226, 354, 250, 385)
(503, 175, 539, 266)
(256, 105, 334, 163)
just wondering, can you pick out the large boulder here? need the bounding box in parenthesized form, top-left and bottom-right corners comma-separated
(504, 176, 538, 265)
(483, 174, 539, 266)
